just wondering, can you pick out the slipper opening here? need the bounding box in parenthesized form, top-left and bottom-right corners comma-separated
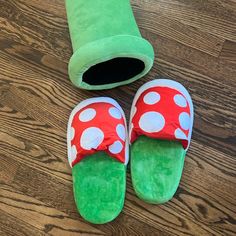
(83, 57, 145, 85)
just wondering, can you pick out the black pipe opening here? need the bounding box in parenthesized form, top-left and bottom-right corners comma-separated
(83, 57, 145, 86)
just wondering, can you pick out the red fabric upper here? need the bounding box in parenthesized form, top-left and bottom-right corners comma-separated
(130, 86, 191, 149)
(69, 102, 126, 167)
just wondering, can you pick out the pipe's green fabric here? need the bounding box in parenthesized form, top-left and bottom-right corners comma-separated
(65, 0, 154, 90)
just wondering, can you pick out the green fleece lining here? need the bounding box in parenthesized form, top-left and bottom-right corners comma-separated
(66, 0, 154, 90)
(131, 136, 186, 204)
(72, 151, 126, 224)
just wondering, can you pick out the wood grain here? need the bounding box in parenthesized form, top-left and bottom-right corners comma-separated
(0, 0, 236, 235)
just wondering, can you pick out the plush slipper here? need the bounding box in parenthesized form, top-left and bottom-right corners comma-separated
(67, 97, 128, 224)
(65, 0, 154, 90)
(129, 79, 194, 204)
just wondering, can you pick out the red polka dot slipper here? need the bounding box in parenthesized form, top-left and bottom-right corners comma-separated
(67, 97, 128, 224)
(129, 79, 194, 204)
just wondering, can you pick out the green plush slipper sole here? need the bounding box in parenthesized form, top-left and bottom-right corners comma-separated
(131, 136, 185, 204)
(72, 151, 126, 224)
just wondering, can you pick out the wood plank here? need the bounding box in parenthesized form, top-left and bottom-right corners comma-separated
(0, 184, 105, 235)
(219, 40, 236, 64)
(0, 210, 45, 236)
(133, 6, 224, 57)
(0, 0, 71, 62)
(132, 0, 236, 42)
(140, 29, 235, 87)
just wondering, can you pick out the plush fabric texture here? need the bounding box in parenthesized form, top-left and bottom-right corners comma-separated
(130, 86, 191, 149)
(131, 137, 185, 204)
(73, 152, 126, 224)
(130, 79, 194, 204)
(65, 0, 154, 90)
(67, 97, 127, 224)
(68, 102, 127, 166)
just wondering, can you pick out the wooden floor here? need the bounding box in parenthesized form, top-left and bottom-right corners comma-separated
(0, 0, 236, 235)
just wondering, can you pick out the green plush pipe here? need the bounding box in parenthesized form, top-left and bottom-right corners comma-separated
(65, 0, 154, 90)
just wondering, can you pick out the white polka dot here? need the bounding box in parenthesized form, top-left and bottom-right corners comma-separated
(109, 107, 122, 119)
(179, 112, 190, 130)
(79, 108, 96, 122)
(174, 128, 187, 140)
(116, 124, 126, 141)
(80, 127, 104, 150)
(69, 145, 77, 166)
(143, 91, 161, 105)
(139, 112, 165, 133)
(174, 94, 187, 107)
(70, 127, 75, 140)
(109, 141, 123, 154)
